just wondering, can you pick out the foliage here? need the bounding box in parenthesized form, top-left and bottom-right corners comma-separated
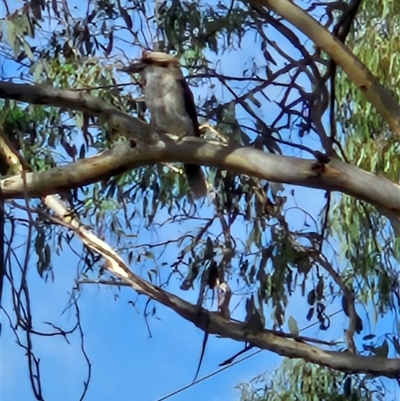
(238, 359, 384, 401)
(331, 0, 400, 324)
(1, 0, 399, 400)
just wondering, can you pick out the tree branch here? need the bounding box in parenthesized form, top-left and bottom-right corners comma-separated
(1, 81, 399, 378)
(249, 0, 400, 139)
(1, 136, 399, 235)
(0, 81, 151, 143)
(0, 80, 399, 236)
(45, 198, 400, 379)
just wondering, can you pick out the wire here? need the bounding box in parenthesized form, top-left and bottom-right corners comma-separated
(151, 308, 344, 401)
(151, 349, 262, 401)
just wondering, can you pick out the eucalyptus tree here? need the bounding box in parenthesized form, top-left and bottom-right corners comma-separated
(0, 0, 399, 400)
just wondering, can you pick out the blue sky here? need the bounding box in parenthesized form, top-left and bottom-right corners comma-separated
(1, 210, 286, 401)
(1, 1, 399, 400)
(2, 192, 326, 401)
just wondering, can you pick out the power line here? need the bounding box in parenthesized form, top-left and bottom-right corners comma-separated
(152, 349, 262, 401)
(152, 309, 344, 401)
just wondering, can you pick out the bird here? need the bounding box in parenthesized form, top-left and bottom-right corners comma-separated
(119, 51, 208, 199)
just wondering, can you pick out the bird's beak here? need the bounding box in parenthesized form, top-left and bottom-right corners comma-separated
(118, 60, 147, 74)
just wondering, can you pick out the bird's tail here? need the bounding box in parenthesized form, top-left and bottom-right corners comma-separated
(183, 164, 208, 199)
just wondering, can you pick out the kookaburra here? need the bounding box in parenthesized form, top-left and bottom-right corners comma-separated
(119, 51, 207, 199)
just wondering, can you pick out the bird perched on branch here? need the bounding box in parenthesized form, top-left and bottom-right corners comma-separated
(119, 51, 208, 199)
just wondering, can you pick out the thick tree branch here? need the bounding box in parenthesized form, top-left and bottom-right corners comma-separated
(45, 200, 400, 379)
(0, 81, 151, 143)
(1, 82, 399, 378)
(125, 273, 400, 379)
(0, 80, 399, 235)
(1, 137, 399, 235)
(249, 0, 400, 139)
